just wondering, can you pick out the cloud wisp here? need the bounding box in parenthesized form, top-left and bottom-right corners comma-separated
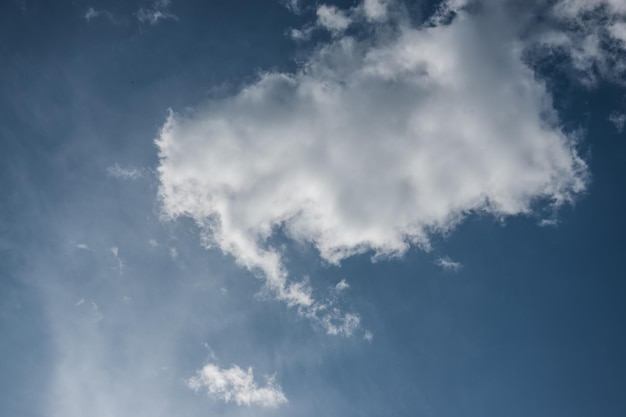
(155, 0, 589, 333)
(435, 257, 462, 272)
(187, 364, 287, 408)
(107, 164, 146, 180)
(136, 0, 177, 25)
(84, 7, 117, 23)
(530, 0, 626, 86)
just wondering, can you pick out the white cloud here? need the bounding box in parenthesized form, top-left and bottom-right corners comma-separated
(136, 0, 177, 25)
(319, 311, 360, 336)
(282, 0, 303, 14)
(107, 164, 145, 180)
(156, 0, 588, 333)
(362, 0, 389, 22)
(609, 112, 626, 132)
(69, 241, 91, 251)
(110, 246, 124, 274)
(84, 7, 116, 23)
(435, 256, 462, 272)
(533, 0, 626, 86)
(187, 364, 287, 408)
(364, 330, 374, 342)
(539, 218, 559, 227)
(335, 279, 349, 292)
(317, 5, 351, 33)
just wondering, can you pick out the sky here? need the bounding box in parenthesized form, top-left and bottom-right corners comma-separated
(1, 0, 626, 416)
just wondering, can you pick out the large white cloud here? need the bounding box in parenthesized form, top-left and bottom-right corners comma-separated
(156, 0, 588, 330)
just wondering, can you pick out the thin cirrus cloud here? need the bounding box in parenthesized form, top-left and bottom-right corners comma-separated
(155, 0, 590, 332)
(187, 364, 287, 408)
(136, 0, 178, 25)
(107, 164, 146, 180)
(435, 257, 462, 272)
(83, 0, 177, 26)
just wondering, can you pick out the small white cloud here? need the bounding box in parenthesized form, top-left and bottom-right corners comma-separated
(187, 364, 287, 408)
(170, 247, 178, 260)
(110, 246, 124, 274)
(75, 299, 85, 307)
(364, 330, 374, 342)
(435, 257, 462, 272)
(148, 239, 159, 247)
(539, 218, 559, 227)
(107, 164, 145, 180)
(91, 301, 103, 322)
(609, 112, 626, 132)
(288, 27, 312, 41)
(202, 343, 218, 361)
(320, 311, 360, 336)
(335, 279, 349, 292)
(70, 241, 91, 251)
(83, 7, 117, 23)
(282, 0, 303, 14)
(137, 0, 177, 25)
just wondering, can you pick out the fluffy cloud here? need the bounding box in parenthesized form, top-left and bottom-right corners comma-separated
(156, 0, 588, 331)
(317, 5, 352, 33)
(187, 364, 287, 408)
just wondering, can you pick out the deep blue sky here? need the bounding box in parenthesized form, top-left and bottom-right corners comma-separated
(1, 1, 625, 416)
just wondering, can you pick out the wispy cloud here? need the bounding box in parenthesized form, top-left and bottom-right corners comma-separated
(106, 164, 146, 180)
(610, 112, 626, 132)
(335, 279, 349, 292)
(136, 0, 177, 25)
(187, 364, 287, 408)
(531, 0, 626, 86)
(83, 7, 117, 24)
(435, 257, 462, 272)
(110, 246, 124, 274)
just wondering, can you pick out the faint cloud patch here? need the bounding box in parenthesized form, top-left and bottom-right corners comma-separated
(435, 256, 462, 272)
(137, 0, 178, 25)
(110, 246, 124, 274)
(539, 218, 559, 227)
(187, 363, 287, 408)
(107, 164, 145, 180)
(74, 299, 103, 322)
(69, 241, 91, 251)
(334, 279, 349, 292)
(84, 7, 117, 24)
(609, 112, 626, 132)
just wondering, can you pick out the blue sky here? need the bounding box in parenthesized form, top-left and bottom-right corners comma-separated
(1, 0, 626, 416)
